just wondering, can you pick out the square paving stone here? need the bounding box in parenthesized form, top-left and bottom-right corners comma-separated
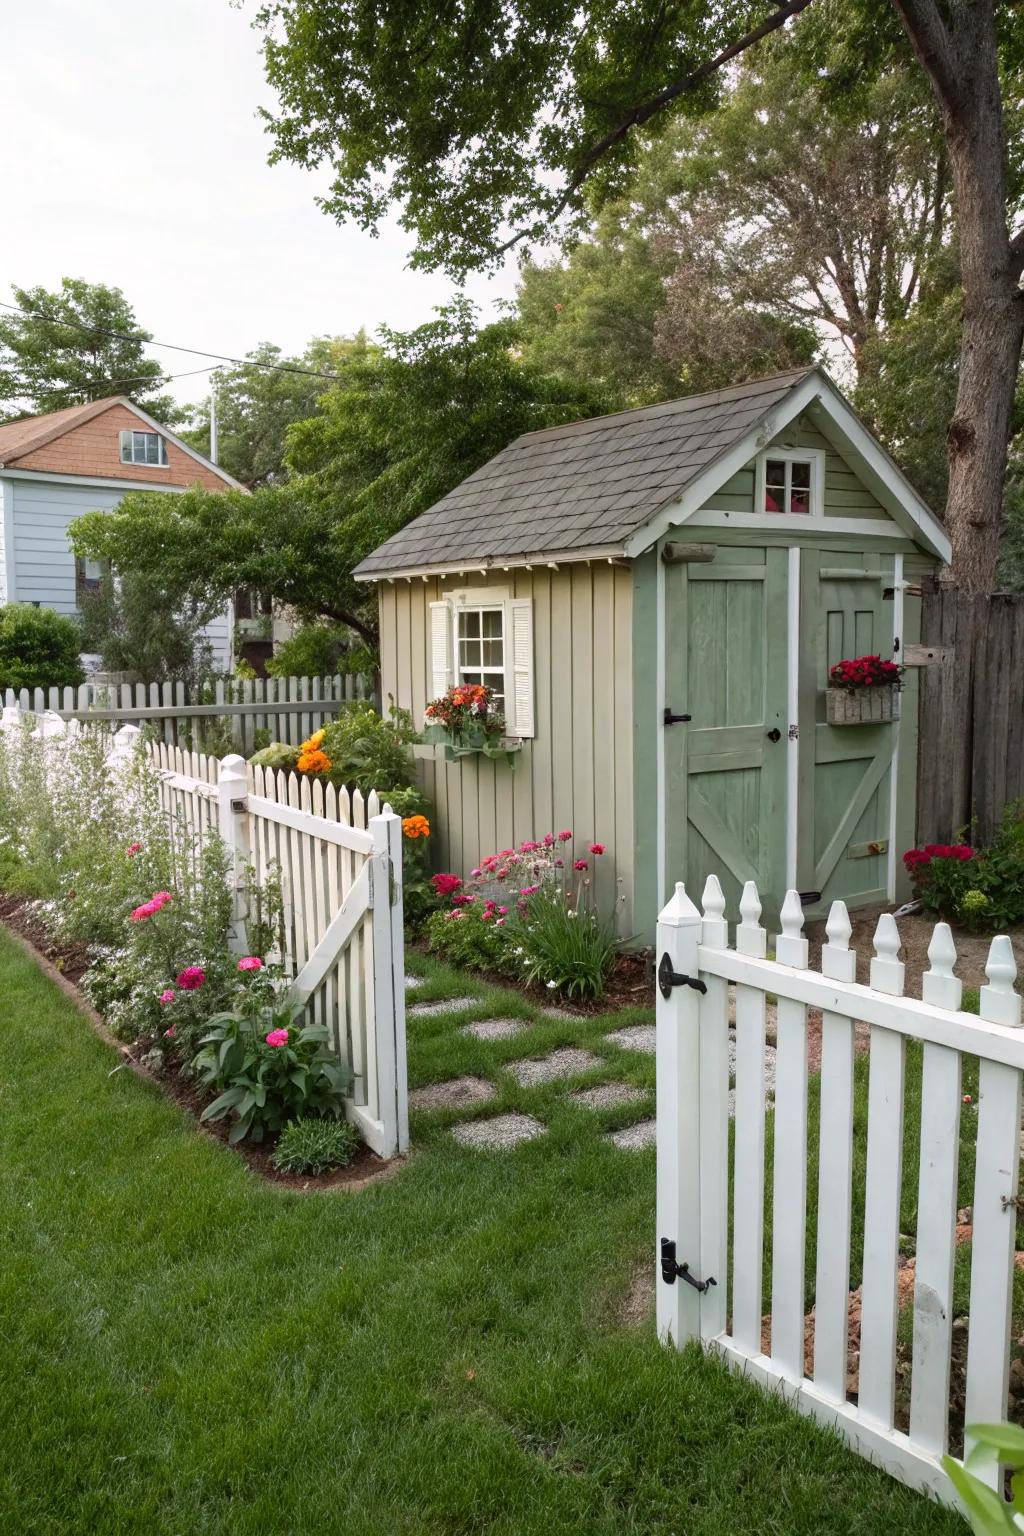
(508, 1047, 601, 1087)
(570, 1082, 648, 1110)
(407, 996, 478, 1018)
(409, 1076, 496, 1111)
(608, 1118, 657, 1150)
(459, 1018, 528, 1042)
(605, 1024, 656, 1055)
(451, 1114, 546, 1150)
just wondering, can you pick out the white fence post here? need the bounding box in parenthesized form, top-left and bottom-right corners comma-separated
(655, 880, 704, 1347)
(107, 722, 141, 769)
(216, 753, 251, 956)
(369, 804, 409, 1157)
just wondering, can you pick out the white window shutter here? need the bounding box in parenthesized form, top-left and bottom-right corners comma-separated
(429, 600, 453, 701)
(507, 598, 535, 738)
(119, 429, 131, 463)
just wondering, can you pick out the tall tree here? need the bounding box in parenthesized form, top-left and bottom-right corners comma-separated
(0, 279, 174, 419)
(69, 303, 607, 648)
(253, 0, 1024, 591)
(180, 334, 375, 486)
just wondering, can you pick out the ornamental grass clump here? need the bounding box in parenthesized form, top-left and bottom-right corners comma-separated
(272, 1117, 360, 1176)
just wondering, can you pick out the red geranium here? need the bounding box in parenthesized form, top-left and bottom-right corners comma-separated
(431, 872, 463, 897)
(828, 655, 903, 692)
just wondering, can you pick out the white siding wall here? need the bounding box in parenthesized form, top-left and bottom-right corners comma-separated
(6, 478, 231, 669)
(0, 481, 7, 603)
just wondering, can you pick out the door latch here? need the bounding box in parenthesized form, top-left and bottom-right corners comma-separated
(660, 1238, 716, 1292)
(663, 708, 692, 726)
(657, 952, 708, 999)
(766, 727, 782, 743)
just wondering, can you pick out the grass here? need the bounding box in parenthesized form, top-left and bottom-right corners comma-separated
(0, 933, 967, 1535)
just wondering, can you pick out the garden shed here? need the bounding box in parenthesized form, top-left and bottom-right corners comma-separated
(354, 368, 951, 937)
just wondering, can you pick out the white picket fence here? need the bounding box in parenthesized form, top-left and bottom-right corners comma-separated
(656, 875, 1023, 1507)
(1, 672, 375, 753)
(143, 738, 408, 1157)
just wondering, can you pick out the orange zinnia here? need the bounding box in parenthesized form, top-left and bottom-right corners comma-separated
(402, 814, 430, 839)
(297, 748, 332, 774)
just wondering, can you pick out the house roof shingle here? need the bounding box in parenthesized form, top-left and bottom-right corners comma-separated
(0, 398, 115, 465)
(354, 368, 816, 578)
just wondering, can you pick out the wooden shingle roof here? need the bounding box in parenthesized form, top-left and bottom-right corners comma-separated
(355, 369, 815, 578)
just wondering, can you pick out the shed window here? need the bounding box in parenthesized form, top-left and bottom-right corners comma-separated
(456, 606, 506, 715)
(120, 429, 169, 467)
(764, 456, 813, 514)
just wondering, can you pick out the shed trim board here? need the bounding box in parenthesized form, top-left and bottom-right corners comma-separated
(0, 467, 211, 495)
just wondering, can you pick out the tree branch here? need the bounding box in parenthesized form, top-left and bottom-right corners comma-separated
(492, 0, 818, 259)
(890, 0, 960, 119)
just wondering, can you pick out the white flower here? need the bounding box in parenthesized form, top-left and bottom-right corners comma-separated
(546, 980, 557, 989)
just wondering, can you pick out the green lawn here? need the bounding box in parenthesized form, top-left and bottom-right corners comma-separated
(0, 931, 965, 1536)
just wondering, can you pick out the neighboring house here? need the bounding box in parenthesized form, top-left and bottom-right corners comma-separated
(355, 367, 952, 937)
(0, 396, 243, 669)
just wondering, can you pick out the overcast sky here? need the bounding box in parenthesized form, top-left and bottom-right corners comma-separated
(0, 0, 520, 406)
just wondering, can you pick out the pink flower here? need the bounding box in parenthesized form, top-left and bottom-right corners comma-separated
(130, 901, 158, 921)
(962, 1093, 973, 1104)
(574, 859, 589, 871)
(150, 892, 173, 909)
(470, 867, 482, 878)
(175, 966, 206, 991)
(126, 841, 143, 857)
(498, 906, 509, 915)
(431, 873, 463, 897)
(164, 1024, 176, 1039)
(557, 829, 573, 842)
(237, 956, 263, 972)
(519, 884, 540, 897)
(499, 848, 514, 858)
(543, 833, 555, 847)
(265, 1028, 289, 1047)
(520, 840, 540, 853)
(158, 989, 176, 1005)
(481, 911, 493, 922)
(588, 843, 605, 856)
(495, 867, 509, 879)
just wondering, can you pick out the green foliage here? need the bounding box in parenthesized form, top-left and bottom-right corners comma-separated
(0, 604, 83, 692)
(194, 1000, 349, 1144)
(266, 620, 373, 679)
(249, 740, 300, 773)
(515, 886, 618, 1000)
(425, 904, 512, 972)
(79, 570, 214, 685)
(0, 278, 175, 417)
(272, 1116, 360, 1175)
(943, 1421, 1024, 1532)
(319, 701, 419, 794)
(906, 806, 1024, 930)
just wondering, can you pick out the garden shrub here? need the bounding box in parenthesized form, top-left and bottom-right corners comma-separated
(425, 903, 513, 972)
(514, 886, 619, 1001)
(0, 603, 84, 691)
(266, 620, 376, 682)
(316, 701, 420, 794)
(904, 802, 1024, 930)
(272, 1116, 360, 1175)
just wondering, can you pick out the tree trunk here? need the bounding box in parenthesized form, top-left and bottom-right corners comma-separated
(893, 0, 1024, 592)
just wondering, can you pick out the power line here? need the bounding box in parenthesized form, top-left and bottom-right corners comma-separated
(0, 298, 345, 381)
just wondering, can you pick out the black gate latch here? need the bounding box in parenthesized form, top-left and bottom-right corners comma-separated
(658, 952, 708, 999)
(663, 708, 692, 726)
(660, 1238, 716, 1292)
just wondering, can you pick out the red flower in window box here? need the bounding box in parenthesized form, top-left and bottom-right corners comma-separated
(828, 654, 903, 693)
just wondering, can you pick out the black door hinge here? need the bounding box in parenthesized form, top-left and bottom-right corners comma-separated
(660, 1238, 716, 1292)
(663, 708, 692, 726)
(658, 952, 708, 999)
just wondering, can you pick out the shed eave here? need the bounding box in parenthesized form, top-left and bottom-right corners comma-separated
(355, 544, 629, 582)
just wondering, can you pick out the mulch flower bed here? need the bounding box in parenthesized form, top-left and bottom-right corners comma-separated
(0, 890, 398, 1192)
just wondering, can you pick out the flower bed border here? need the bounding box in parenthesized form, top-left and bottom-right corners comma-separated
(0, 903, 402, 1193)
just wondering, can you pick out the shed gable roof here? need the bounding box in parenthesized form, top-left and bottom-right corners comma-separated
(355, 367, 950, 577)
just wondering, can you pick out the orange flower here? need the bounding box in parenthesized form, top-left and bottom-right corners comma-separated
(297, 748, 332, 774)
(402, 814, 430, 839)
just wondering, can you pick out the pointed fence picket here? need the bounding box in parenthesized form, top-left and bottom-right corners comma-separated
(656, 875, 1024, 1508)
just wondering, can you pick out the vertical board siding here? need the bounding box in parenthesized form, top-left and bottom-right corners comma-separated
(702, 415, 891, 521)
(379, 565, 635, 931)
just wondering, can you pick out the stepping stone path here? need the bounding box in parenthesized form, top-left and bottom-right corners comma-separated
(452, 1114, 546, 1150)
(409, 1076, 496, 1111)
(508, 1047, 600, 1087)
(608, 1119, 656, 1150)
(407, 996, 478, 1018)
(460, 1018, 528, 1042)
(570, 1082, 648, 1110)
(604, 1023, 656, 1055)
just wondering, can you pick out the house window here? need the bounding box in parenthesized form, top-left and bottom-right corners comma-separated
(75, 556, 105, 597)
(456, 606, 506, 715)
(119, 429, 169, 467)
(763, 455, 814, 514)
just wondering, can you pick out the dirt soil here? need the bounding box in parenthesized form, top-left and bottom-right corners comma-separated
(0, 890, 91, 986)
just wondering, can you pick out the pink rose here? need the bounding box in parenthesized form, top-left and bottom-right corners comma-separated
(237, 956, 263, 972)
(127, 841, 142, 857)
(159, 989, 176, 1005)
(265, 1028, 289, 1047)
(175, 966, 205, 991)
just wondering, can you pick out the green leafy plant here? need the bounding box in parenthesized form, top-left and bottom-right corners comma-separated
(425, 904, 512, 972)
(516, 886, 619, 1001)
(318, 701, 420, 794)
(904, 803, 1024, 931)
(944, 1421, 1024, 1531)
(193, 998, 349, 1143)
(266, 621, 376, 680)
(272, 1116, 360, 1175)
(0, 604, 84, 691)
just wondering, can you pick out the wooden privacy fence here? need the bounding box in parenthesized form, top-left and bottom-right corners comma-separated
(141, 735, 408, 1158)
(656, 874, 1023, 1507)
(917, 589, 1024, 845)
(1, 672, 376, 754)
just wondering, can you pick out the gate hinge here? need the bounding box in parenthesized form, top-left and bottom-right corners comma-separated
(788, 723, 799, 741)
(658, 952, 708, 999)
(660, 1238, 716, 1292)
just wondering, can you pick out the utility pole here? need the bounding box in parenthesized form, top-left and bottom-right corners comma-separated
(209, 377, 219, 465)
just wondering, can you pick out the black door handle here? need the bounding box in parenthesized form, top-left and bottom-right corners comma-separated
(663, 708, 692, 726)
(766, 727, 782, 743)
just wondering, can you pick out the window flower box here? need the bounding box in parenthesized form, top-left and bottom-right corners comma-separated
(423, 684, 520, 765)
(826, 654, 902, 726)
(422, 722, 522, 764)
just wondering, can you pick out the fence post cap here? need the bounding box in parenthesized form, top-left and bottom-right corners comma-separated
(218, 753, 248, 777)
(659, 880, 700, 926)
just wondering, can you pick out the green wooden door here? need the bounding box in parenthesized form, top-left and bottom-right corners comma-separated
(797, 550, 897, 915)
(665, 545, 789, 919)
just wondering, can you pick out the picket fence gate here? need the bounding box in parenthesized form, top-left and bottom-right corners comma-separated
(141, 734, 408, 1157)
(1, 672, 376, 753)
(656, 875, 1023, 1507)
